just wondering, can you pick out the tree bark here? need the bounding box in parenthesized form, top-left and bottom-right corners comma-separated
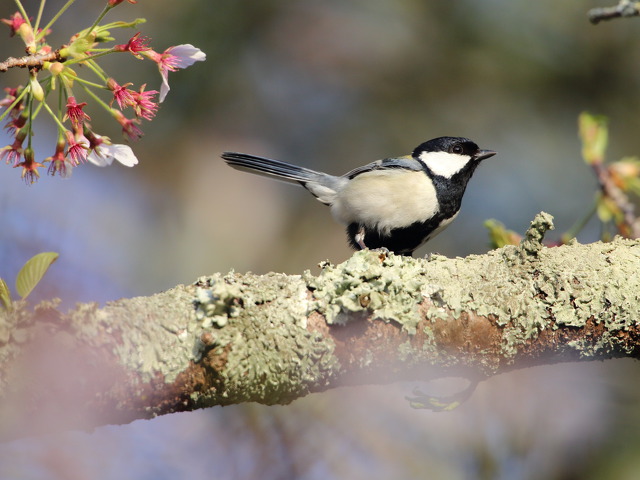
(1, 212, 639, 440)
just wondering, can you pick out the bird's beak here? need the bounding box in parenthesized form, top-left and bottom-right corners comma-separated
(474, 149, 497, 161)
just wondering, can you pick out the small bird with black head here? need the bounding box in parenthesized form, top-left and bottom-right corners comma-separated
(222, 136, 496, 256)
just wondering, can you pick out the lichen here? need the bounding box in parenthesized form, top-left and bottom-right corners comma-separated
(194, 278, 243, 328)
(413, 222, 640, 362)
(193, 272, 339, 405)
(302, 212, 640, 368)
(518, 211, 555, 258)
(304, 250, 429, 334)
(64, 286, 200, 385)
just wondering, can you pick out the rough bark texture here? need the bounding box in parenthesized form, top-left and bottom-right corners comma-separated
(1, 213, 639, 440)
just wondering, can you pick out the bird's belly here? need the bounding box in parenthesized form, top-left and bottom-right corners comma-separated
(331, 170, 439, 233)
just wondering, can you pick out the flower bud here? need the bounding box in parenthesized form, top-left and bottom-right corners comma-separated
(29, 74, 44, 101)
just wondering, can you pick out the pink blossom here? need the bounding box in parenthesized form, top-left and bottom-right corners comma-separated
(45, 139, 72, 178)
(65, 131, 88, 165)
(108, 0, 137, 5)
(114, 32, 151, 59)
(15, 148, 43, 185)
(1, 12, 26, 37)
(64, 96, 91, 131)
(107, 78, 135, 109)
(145, 44, 205, 102)
(4, 113, 27, 135)
(132, 84, 159, 121)
(112, 109, 143, 141)
(1, 130, 26, 166)
(0, 86, 24, 112)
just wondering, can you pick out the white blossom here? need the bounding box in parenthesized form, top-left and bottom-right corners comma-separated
(87, 143, 139, 167)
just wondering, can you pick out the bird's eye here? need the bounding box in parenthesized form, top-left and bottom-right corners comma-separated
(451, 144, 463, 154)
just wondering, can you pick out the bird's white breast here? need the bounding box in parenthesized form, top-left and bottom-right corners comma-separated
(330, 169, 438, 233)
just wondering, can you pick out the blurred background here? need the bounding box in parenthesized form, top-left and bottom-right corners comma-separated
(2, 0, 640, 478)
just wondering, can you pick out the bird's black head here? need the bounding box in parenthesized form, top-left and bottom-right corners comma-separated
(412, 136, 496, 178)
(412, 137, 478, 157)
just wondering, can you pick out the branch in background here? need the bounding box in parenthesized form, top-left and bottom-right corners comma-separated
(592, 162, 640, 238)
(577, 113, 640, 239)
(588, 0, 640, 24)
(1, 213, 640, 441)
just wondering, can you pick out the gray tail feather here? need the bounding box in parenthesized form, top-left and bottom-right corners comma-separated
(221, 152, 321, 184)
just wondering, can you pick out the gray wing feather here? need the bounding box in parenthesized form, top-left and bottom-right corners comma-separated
(344, 156, 423, 179)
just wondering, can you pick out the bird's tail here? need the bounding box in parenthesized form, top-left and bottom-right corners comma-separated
(221, 152, 323, 184)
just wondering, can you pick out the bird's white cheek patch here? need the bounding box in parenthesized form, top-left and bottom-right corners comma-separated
(420, 151, 470, 178)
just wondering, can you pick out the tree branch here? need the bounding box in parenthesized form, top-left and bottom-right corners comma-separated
(588, 1, 640, 24)
(0, 51, 62, 72)
(592, 162, 640, 237)
(1, 213, 639, 440)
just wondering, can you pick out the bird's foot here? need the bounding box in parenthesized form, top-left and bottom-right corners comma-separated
(355, 227, 367, 250)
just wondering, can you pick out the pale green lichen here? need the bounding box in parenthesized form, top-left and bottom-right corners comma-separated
(64, 286, 200, 385)
(302, 212, 640, 370)
(192, 271, 339, 405)
(194, 278, 243, 328)
(305, 251, 429, 334)
(518, 212, 555, 257)
(412, 219, 640, 363)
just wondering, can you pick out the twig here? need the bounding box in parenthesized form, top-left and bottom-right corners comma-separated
(592, 162, 640, 238)
(588, 0, 640, 24)
(0, 51, 61, 72)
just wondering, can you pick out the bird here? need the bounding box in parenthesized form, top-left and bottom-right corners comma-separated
(221, 136, 496, 256)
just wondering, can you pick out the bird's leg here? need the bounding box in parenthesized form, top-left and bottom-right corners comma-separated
(354, 226, 390, 254)
(355, 226, 367, 250)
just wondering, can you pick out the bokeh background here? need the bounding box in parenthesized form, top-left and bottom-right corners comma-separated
(2, 0, 640, 478)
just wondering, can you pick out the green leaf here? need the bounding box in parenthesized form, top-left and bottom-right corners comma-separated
(0, 278, 11, 309)
(484, 219, 521, 249)
(15, 252, 59, 300)
(578, 112, 608, 165)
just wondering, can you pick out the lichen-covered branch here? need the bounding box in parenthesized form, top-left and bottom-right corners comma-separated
(1, 213, 640, 440)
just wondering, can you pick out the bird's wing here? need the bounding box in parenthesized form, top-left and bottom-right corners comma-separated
(343, 155, 423, 179)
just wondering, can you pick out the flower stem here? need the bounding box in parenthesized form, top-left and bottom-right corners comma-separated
(73, 77, 108, 89)
(79, 82, 112, 113)
(98, 18, 147, 31)
(34, 0, 46, 33)
(64, 48, 117, 66)
(37, 0, 77, 42)
(85, 5, 113, 36)
(41, 97, 68, 132)
(26, 94, 34, 149)
(83, 58, 109, 83)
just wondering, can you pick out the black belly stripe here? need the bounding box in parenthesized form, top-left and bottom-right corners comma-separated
(347, 212, 452, 255)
